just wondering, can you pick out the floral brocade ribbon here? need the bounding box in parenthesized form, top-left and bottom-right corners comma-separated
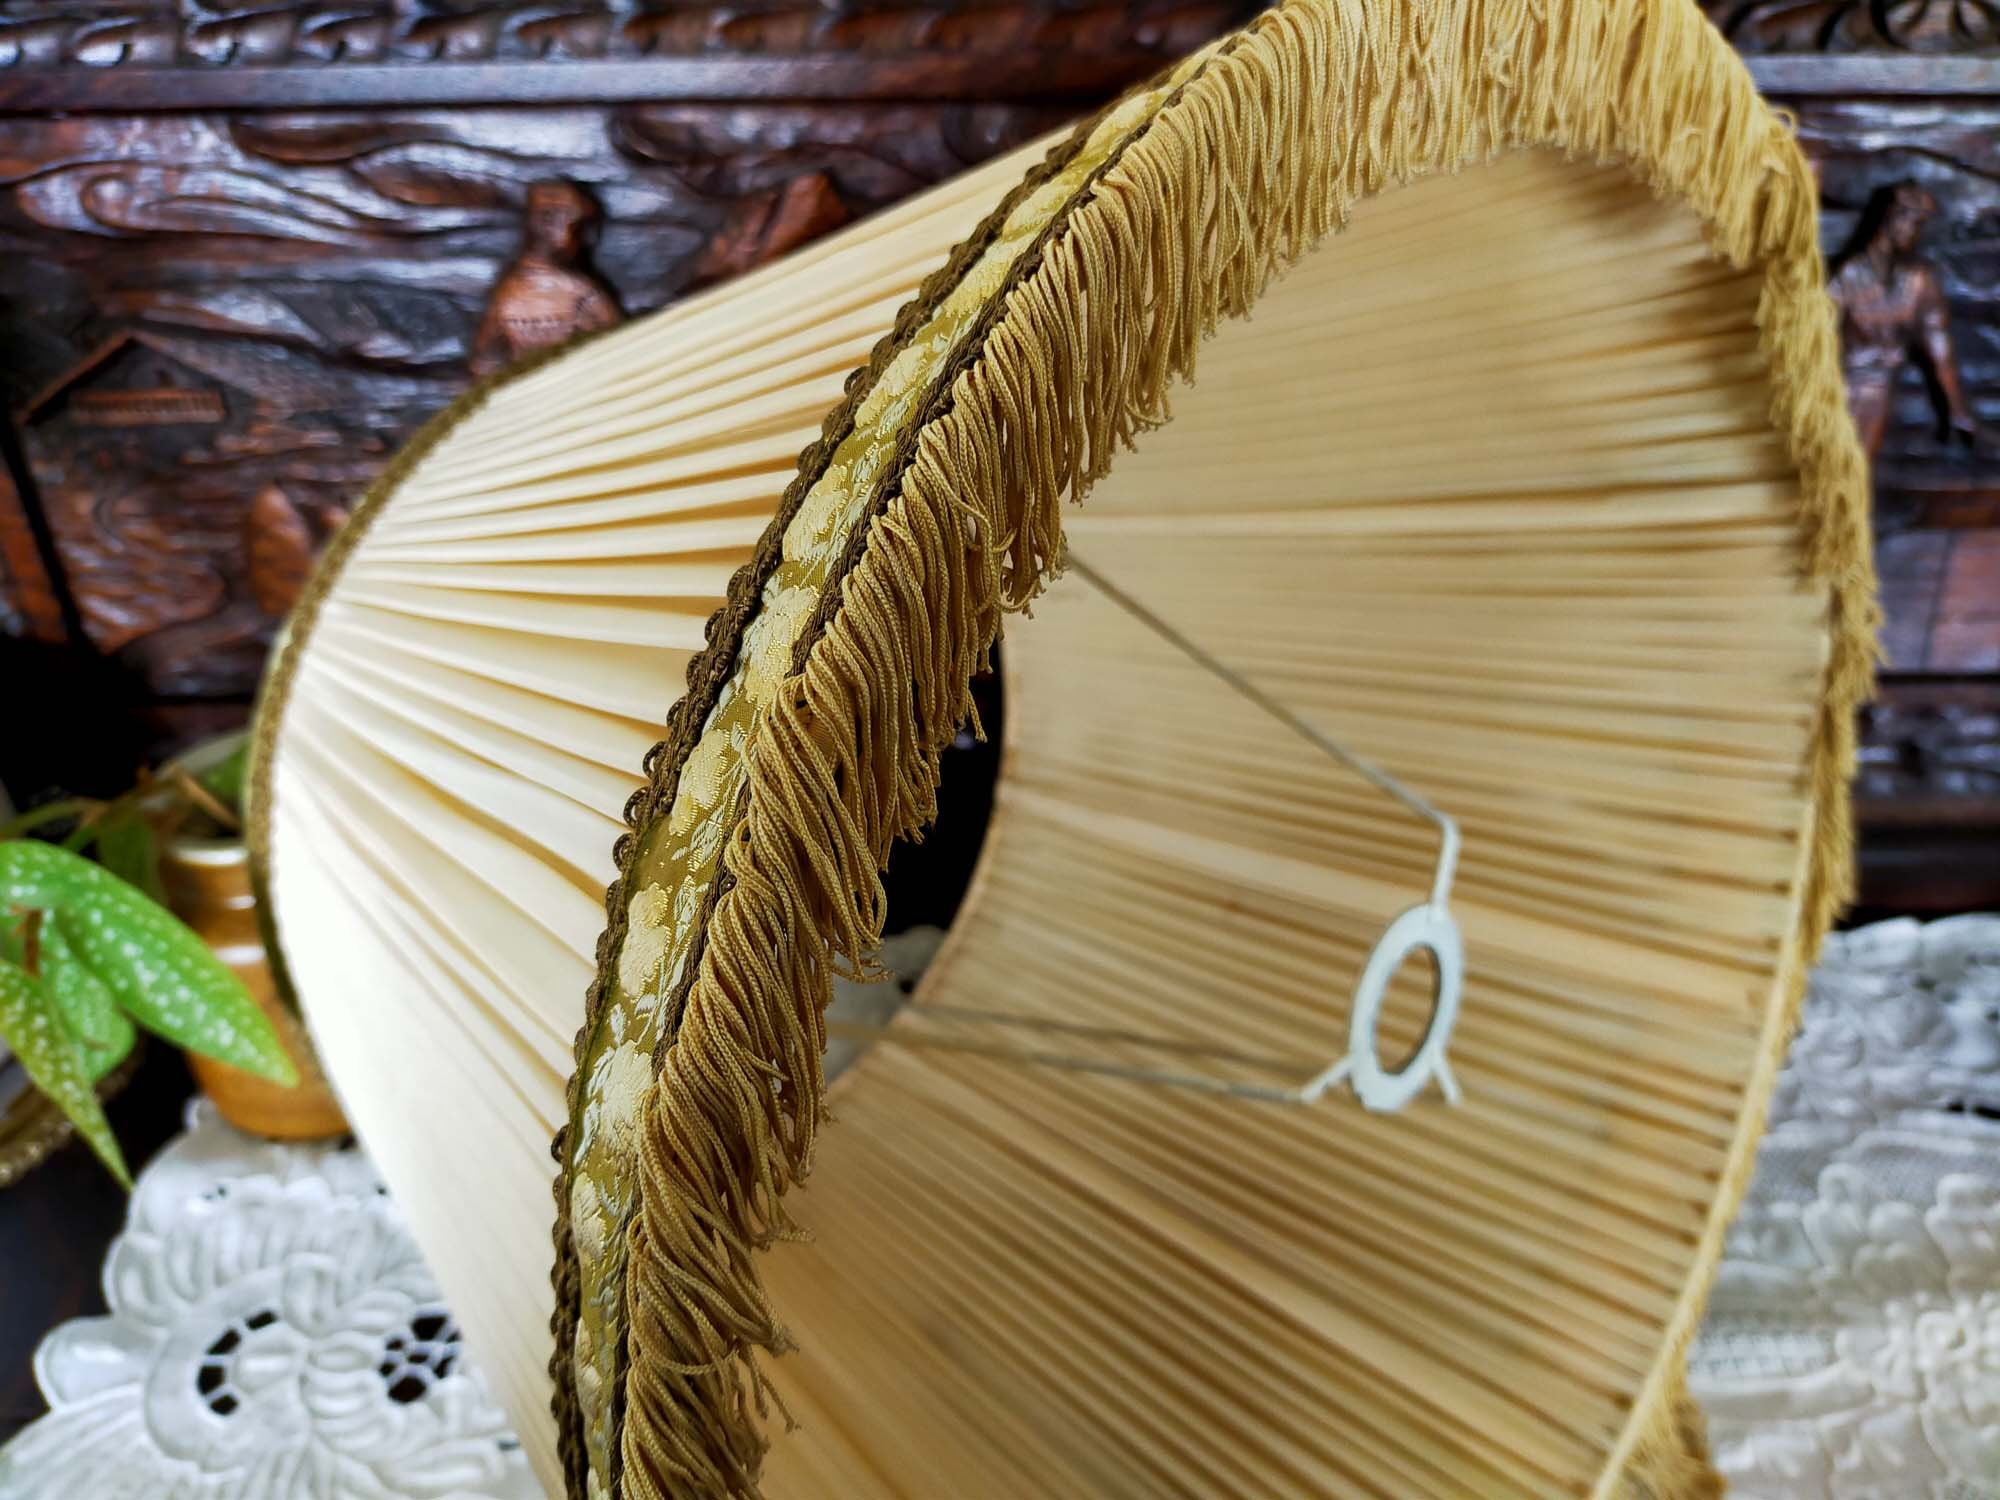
(557, 47, 1217, 1495)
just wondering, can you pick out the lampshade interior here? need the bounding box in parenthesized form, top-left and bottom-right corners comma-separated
(753, 147, 1827, 1500)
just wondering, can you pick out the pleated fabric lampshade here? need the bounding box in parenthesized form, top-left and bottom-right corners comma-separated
(249, 0, 1877, 1496)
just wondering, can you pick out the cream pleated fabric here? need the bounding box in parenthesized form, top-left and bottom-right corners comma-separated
(254, 1, 1872, 1496)
(259, 148, 1036, 1487)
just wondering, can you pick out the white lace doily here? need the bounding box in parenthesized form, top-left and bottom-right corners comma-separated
(2, 917, 1995, 1499)
(0, 1098, 540, 1500)
(1690, 915, 2000, 1500)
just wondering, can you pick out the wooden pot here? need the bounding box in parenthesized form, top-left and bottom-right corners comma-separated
(160, 819, 347, 1141)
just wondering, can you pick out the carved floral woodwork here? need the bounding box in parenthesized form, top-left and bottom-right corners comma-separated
(1702, 0, 2000, 53)
(0, 0, 1243, 75)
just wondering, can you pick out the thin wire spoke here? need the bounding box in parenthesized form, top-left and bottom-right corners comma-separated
(828, 552, 1467, 1106)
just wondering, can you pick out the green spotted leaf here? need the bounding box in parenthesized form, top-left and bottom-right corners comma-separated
(0, 840, 295, 1086)
(39, 918, 137, 1082)
(198, 741, 249, 814)
(0, 959, 130, 1186)
(93, 810, 164, 905)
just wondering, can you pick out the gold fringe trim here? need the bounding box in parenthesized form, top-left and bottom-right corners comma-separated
(548, 103, 1144, 1500)
(608, 0, 1876, 1495)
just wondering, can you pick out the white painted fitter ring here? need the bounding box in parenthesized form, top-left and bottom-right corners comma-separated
(1346, 903, 1464, 1113)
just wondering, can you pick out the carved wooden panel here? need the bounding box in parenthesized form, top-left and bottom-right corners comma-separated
(0, 0, 1261, 799)
(0, 101, 1071, 706)
(0, 0, 1995, 914)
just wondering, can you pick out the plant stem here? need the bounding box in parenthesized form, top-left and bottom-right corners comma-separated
(0, 799, 95, 841)
(170, 769, 242, 834)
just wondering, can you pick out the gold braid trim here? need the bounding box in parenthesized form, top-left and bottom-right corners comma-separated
(607, 0, 1876, 1494)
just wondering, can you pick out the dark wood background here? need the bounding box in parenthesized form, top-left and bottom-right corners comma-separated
(0, 0, 1996, 905)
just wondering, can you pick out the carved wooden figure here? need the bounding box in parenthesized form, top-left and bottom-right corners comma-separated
(470, 181, 623, 377)
(1830, 182, 1980, 456)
